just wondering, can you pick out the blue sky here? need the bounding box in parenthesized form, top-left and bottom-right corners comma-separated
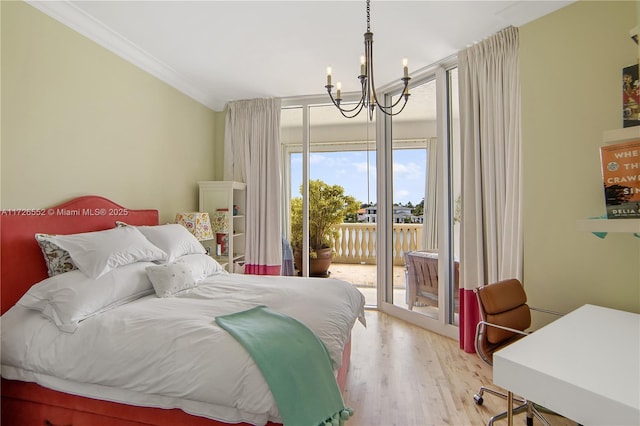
(290, 149, 427, 206)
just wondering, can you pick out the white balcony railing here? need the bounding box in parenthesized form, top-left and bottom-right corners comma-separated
(330, 223, 423, 266)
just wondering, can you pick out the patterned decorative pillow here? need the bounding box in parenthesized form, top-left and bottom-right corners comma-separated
(35, 233, 77, 277)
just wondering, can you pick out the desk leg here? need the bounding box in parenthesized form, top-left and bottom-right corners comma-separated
(507, 391, 513, 426)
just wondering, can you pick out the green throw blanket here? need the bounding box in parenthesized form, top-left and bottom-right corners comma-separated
(215, 306, 353, 426)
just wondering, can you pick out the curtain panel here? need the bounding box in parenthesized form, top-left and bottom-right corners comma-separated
(224, 98, 283, 275)
(457, 26, 523, 352)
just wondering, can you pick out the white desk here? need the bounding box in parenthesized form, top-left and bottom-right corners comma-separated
(493, 304, 640, 426)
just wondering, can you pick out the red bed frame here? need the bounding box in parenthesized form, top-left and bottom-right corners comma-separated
(1, 196, 350, 426)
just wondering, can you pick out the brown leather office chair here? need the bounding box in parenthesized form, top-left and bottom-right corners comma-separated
(473, 279, 560, 426)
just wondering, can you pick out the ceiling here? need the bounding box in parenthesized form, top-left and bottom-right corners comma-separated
(28, 0, 575, 112)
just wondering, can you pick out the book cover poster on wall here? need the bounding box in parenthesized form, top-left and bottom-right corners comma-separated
(622, 64, 640, 127)
(600, 140, 640, 218)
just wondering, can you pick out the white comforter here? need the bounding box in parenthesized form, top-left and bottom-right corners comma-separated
(1, 273, 365, 425)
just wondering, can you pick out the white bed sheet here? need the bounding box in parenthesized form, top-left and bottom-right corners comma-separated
(1, 272, 366, 425)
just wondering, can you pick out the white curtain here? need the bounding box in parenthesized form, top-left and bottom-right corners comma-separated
(457, 26, 522, 352)
(224, 98, 283, 275)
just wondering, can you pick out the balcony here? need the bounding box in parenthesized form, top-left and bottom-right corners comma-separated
(330, 223, 423, 266)
(328, 261, 407, 307)
(302, 223, 442, 315)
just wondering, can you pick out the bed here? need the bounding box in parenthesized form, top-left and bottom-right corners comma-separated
(0, 196, 365, 426)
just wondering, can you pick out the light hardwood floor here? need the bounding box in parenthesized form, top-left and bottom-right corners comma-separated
(342, 310, 578, 426)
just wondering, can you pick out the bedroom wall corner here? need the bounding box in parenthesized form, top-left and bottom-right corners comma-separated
(1, 1, 217, 224)
(520, 0, 640, 323)
(213, 109, 226, 181)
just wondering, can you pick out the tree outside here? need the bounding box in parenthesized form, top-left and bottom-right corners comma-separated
(290, 179, 360, 253)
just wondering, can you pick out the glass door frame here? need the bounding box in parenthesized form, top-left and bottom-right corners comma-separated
(376, 60, 459, 340)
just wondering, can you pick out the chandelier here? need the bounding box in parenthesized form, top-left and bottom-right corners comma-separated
(325, 0, 411, 120)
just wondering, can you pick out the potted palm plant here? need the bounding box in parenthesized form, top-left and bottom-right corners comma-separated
(290, 179, 360, 277)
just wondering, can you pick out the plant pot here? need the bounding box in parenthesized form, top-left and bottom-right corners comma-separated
(293, 247, 333, 278)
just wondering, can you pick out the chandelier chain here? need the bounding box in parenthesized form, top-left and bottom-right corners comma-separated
(366, 0, 370, 33)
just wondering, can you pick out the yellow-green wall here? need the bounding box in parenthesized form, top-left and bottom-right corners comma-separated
(1, 1, 223, 223)
(521, 0, 640, 320)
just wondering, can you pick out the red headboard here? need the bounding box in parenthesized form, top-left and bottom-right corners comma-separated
(0, 196, 159, 314)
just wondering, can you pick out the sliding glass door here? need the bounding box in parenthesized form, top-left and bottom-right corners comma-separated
(389, 79, 438, 316)
(377, 64, 461, 337)
(281, 102, 379, 307)
(280, 61, 460, 338)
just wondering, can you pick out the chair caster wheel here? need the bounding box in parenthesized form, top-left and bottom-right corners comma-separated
(473, 394, 484, 405)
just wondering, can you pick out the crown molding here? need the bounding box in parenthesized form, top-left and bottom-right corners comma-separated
(26, 0, 224, 111)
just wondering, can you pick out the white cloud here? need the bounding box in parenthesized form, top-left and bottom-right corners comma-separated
(353, 161, 376, 174)
(396, 189, 410, 199)
(310, 153, 330, 165)
(393, 161, 423, 181)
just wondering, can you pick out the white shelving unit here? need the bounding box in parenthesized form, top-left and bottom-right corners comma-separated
(578, 127, 640, 235)
(198, 181, 247, 272)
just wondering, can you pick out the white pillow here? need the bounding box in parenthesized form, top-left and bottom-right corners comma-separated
(17, 262, 155, 333)
(177, 253, 228, 280)
(126, 224, 206, 263)
(45, 226, 167, 279)
(146, 263, 197, 298)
